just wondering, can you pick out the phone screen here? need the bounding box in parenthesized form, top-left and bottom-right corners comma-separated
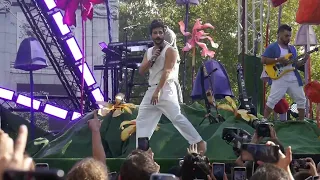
(150, 173, 178, 180)
(3, 169, 64, 180)
(233, 167, 246, 180)
(138, 137, 149, 151)
(241, 143, 279, 163)
(35, 163, 49, 170)
(213, 163, 225, 180)
(108, 172, 117, 180)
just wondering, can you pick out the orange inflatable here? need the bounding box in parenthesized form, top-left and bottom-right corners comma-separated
(296, 0, 320, 24)
(271, 0, 287, 7)
(304, 81, 320, 103)
(274, 98, 289, 114)
(304, 81, 320, 128)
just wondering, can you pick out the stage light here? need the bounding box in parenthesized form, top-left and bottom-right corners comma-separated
(71, 112, 81, 121)
(44, 0, 56, 11)
(16, 94, 41, 110)
(65, 37, 83, 62)
(36, 0, 56, 13)
(0, 87, 14, 101)
(51, 11, 71, 36)
(78, 63, 96, 87)
(91, 88, 104, 108)
(43, 104, 68, 119)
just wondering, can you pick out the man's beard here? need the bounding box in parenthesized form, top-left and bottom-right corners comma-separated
(281, 38, 289, 45)
(153, 38, 164, 45)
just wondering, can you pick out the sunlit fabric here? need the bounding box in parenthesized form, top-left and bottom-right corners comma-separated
(296, 0, 320, 24)
(270, 0, 287, 7)
(191, 59, 233, 100)
(56, 0, 104, 26)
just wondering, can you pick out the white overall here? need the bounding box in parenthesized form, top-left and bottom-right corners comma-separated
(135, 44, 202, 147)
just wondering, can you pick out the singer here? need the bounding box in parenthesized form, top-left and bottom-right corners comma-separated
(136, 19, 206, 154)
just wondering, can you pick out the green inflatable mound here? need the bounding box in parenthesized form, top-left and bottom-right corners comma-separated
(25, 102, 320, 160)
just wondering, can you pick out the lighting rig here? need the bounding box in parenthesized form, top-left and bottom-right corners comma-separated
(16, 0, 105, 115)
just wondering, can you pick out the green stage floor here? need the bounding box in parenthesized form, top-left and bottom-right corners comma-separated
(1, 103, 320, 172)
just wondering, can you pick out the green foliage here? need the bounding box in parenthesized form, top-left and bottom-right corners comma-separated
(118, 0, 320, 113)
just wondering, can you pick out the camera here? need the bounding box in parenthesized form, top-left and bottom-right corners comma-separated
(222, 127, 252, 156)
(291, 159, 311, 170)
(248, 119, 273, 137)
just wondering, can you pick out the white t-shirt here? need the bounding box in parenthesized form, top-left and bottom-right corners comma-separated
(278, 45, 296, 82)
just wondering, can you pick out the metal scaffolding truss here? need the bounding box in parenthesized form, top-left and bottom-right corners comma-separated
(16, 0, 94, 111)
(238, 0, 264, 57)
(0, 95, 78, 112)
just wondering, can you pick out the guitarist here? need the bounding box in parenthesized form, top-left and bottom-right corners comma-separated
(261, 24, 309, 121)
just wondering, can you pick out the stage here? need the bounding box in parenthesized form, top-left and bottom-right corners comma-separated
(1, 103, 320, 173)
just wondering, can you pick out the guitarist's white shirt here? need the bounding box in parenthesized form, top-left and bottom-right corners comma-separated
(278, 45, 296, 82)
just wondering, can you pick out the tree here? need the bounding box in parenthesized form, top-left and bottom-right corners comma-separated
(117, 0, 320, 116)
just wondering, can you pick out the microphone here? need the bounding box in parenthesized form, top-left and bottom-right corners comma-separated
(150, 46, 163, 67)
(123, 23, 141, 30)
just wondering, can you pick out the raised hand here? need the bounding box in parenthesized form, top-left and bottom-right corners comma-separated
(0, 125, 33, 180)
(305, 157, 318, 176)
(269, 125, 277, 139)
(251, 131, 263, 144)
(187, 144, 199, 154)
(88, 110, 102, 132)
(257, 141, 292, 171)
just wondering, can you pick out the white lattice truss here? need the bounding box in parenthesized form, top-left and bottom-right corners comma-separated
(238, 0, 264, 56)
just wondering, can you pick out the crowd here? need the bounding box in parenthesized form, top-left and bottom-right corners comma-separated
(0, 111, 319, 180)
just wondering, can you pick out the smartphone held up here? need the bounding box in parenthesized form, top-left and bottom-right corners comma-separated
(240, 143, 280, 163)
(138, 137, 150, 151)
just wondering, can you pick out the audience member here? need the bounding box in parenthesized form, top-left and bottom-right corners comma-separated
(66, 110, 109, 180)
(293, 157, 318, 180)
(66, 157, 109, 180)
(119, 149, 160, 180)
(250, 163, 290, 180)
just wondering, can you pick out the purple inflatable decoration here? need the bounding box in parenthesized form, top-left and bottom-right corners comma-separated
(191, 59, 234, 100)
(176, 0, 199, 5)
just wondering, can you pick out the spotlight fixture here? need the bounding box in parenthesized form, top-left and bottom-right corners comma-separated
(43, 104, 68, 119)
(91, 88, 104, 108)
(50, 11, 71, 36)
(77, 62, 97, 87)
(16, 94, 41, 110)
(71, 112, 82, 121)
(0, 87, 15, 101)
(64, 37, 83, 62)
(37, 0, 57, 12)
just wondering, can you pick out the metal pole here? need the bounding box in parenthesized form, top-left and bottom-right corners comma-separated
(305, 25, 310, 117)
(182, 3, 189, 102)
(277, 5, 287, 121)
(241, 0, 246, 66)
(30, 71, 34, 140)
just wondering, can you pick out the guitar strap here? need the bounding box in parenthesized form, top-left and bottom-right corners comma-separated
(288, 45, 305, 72)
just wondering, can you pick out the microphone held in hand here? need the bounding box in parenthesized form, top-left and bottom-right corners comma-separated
(150, 46, 163, 67)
